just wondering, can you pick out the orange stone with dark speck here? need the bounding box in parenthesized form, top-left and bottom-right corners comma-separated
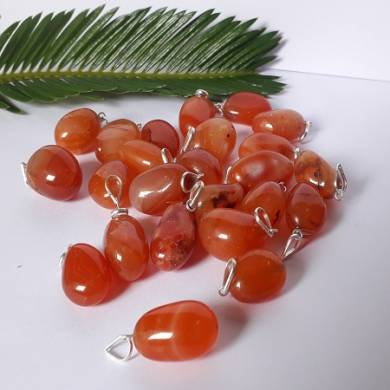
(62, 243, 110, 306)
(230, 250, 286, 303)
(151, 203, 195, 271)
(198, 208, 266, 260)
(133, 300, 218, 361)
(286, 183, 327, 235)
(104, 214, 149, 282)
(252, 109, 306, 141)
(223, 92, 271, 125)
(129, 163, 187, 216)
(25, 145, 82, 200)
(55, 108, 101, 154)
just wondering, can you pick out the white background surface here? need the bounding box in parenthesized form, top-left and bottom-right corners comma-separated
(1, 2, 390, 390)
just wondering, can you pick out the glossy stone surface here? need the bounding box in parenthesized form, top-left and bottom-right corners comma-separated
(62, 243, 110, 306)
(190, 118, 236, 163)
(286, 183, 327, 235)
(26, 145, 82, 201)
(129, 163, 187, 216)
(239, 132, 296, 160)
(230, 250, 286, 303)
(176, 148, 222, 185)
(227, 151, 294, 193)
(88, 160, 132, 209)
(199, 208, 265, 260)
(238, 181, 285, 225)
(104, 214, 149, 282)
(96, 120, 140, 163)
(179, 95, 217, 135)
(141, 119, 179, 157)
(55, 108, 101, 154)
(252, 109, 306, 141)
(194, 183, 244, 225)
(151, 204, 195, 271)
(133, 300, 218, 361)
(294, 150, 337, 199)
(223, 92, 271, 125)
(119, 140, 163, 176)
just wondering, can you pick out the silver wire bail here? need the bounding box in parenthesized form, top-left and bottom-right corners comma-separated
(186, 180, 205, 212)
(161, 148, 173, 164)
(20, 162, 29, 186)
(254, 207, 278, 237)
(218, 258, 237, 296)
(299, 120, 312, 143)
(294, 146, 301, 160)
(278, 181, 287, 192)
(215, 102, 224, 116)
(104, 175, 128, 218)
(180, 171, 204, 193)
(98, 112, 108, 127)
(105, 334, 135, 362)
(180, 125, 196, 155)
(195, 89, 209, 98)
(334, 163, 347, 201)
(282, 228, 304, 260)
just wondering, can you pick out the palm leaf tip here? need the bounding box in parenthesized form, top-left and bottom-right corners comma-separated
(0, 6, 284, 113)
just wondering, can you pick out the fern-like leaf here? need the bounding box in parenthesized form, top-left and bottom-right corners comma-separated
(0, 6, 284, 113)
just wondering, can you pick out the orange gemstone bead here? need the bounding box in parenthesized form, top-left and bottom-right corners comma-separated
(175, 149, 222, 185)
(141, 119, 180, 157)
(104, 214, 149, 282)
(239, 133, 296, 160)
(199, 208, 265, 260)
(25, 145, 82, 200)
(227, 151, 294, 193)
(96, 120, 139, 163)
(286, 183, 327, 235)
(54, 108, 101, 154)
(294, 150, 337, 199)
(223, 92, 271, 125)
(179, 95, 217, 136)
(151, 203, 195, 271)
(229, 250, 286, 303)
(88, 161, 132, 209)
(238, 181, 285, 225)
(190, 118, 236, 163)
(62, 243, 110, 306)
(119, 140, 163, 176)
(129, 163, 187, 216)
(194, 183, 244, 225)
(252, 109, 306, 141)
(133, 300, 218, 361)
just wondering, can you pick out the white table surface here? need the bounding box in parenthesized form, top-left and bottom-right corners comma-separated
(1, 69, 390, 390)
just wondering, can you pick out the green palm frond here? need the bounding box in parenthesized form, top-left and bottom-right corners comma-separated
(0, 6, 284, 113)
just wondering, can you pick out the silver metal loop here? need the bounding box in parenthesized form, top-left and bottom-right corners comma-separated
(180, 171, 204, 193)
(20, 162, 29, 186)
(282, 228, 304, 260)
(161, 148, 173, 164)
(224, 165, 232, 184)
(111, 208, 129, 219)
(294, 146, 301, 160)
(105, 334, 135, 362)
(98, 112, 108, 127)
(180, 126, 196, 154)
(137, 123, 142, 131)
(254, 207, 278, 237)
(59, 251, 67, 270)
(104, 175, 128, 218)
(186, 180, 205, 212)
(278, 182, 287, 192)
(218, 258, 237, 297)
(299, 120, 311, 143)
(214, 102, 224, 117)
(195, 89, 209, 98)
(334, 163, 347, 201)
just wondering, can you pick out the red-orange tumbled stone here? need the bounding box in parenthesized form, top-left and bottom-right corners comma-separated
(118, 140, 163, 176)
(54, 108, 101, 154)
(104, 214, 149, 282)
(190, 118, 236, 163)
(88, 160, 132, 209)
(286, 183, 327, 235)
(129, 163, 187, 216)
(294, 150, 337, 199)
(223, 92, 271, 125)
(141, 119, 180, 157)
(151, 203, 195, 271)
(25, 145, 82, 201)
(194, 183, 244, 225)
(199, 208, 265, 260)
(252, 109, 306, 141)
(239, 132, 296, 160)
(179, 95, 217, 136)
(238, 181, 285, 225)
(62, 243, 110, 306)
(230, 250, 286, 303)
(133, 300, 218, 361)
(227, 151, 294, 193)
(175, 148, 222, 185)
(96, 120, 140, 163)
